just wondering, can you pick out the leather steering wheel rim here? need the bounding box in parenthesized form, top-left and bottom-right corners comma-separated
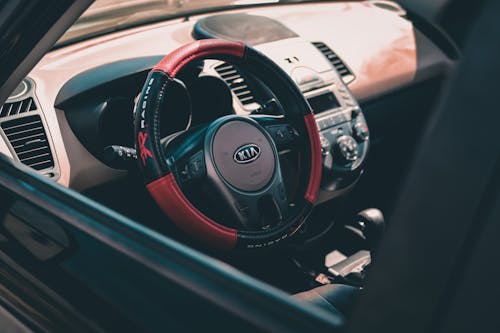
(134, 39, 321, 250)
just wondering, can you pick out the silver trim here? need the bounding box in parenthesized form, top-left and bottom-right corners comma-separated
(7, 80, 29, 100)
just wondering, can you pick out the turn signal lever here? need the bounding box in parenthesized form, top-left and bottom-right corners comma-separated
(103, 145, 137, 169)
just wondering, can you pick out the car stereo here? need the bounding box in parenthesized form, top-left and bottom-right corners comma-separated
(308, 92, 341, 114)
(300, 72, 370, 193)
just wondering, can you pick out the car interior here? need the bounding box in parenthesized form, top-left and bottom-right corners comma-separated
(1, 0, 497, 332)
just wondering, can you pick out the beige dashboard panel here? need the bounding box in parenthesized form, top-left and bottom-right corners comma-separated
(27, 1, 416, 189)
(247, 2, 417, 100)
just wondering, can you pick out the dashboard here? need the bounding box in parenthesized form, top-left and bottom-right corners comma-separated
(0, 1, 450, 203)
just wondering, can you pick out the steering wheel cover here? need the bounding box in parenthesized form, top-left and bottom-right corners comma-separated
(135, 39, 321, 250)
(153, 39, 246, 77)
(304, 113, 322, 204)
(147, 173, 238, 250)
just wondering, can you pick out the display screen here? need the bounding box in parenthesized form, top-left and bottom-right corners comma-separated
(308, 92, 341, 114)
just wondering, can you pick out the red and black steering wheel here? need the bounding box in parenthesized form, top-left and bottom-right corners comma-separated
(134, 39, 321, 250)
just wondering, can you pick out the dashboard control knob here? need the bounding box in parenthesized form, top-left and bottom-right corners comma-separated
(334, 135, 359, 163)
(353, 122, 369, 142)
(320, 135, 331, 156)
(351, 107, 361, 118)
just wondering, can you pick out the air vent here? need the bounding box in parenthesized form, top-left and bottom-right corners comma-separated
(1, 114, 54, 171)
(312, 42, 355, 84)
(214, 63, 258, 107)
(0, 97, 37, 118)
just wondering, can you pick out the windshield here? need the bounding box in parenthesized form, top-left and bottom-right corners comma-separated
(57, 0, 307, 47)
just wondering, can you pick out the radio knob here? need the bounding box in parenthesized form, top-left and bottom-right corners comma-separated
(351, 107, 361, 118)
(334, 135, 359, 163)
(320, 135, 330, 155)
(353, 122, 369, 142)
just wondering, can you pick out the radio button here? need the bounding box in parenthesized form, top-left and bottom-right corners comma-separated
(324, 116, 335, 127)
(351, 108, 361, 118)
(333, 114, 347, 124)
(317, 119, 326, 130)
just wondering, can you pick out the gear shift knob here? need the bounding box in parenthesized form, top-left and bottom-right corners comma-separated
(355, 208, 385, 252)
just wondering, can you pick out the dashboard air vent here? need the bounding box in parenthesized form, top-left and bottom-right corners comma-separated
(312, 42, 355, 84)
(0, 97, 37, 118)
(1, 114, 54, 171)
(214, 63, 257, 106)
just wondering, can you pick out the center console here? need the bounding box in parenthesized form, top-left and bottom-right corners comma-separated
(304, 79, 369, 194)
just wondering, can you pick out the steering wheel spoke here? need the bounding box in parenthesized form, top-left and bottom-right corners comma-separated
(162, 126, 208, 185)
(250, 115, 301, 152)
(214, 157, 289, 231)
(174, 149, 206, 184)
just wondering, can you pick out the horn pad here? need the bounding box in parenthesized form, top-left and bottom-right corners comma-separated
(210, 119, 276, 192)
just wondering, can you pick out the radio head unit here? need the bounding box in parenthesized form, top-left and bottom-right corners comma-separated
(307, 92, 341, 114)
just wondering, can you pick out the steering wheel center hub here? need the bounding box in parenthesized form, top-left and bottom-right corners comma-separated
(210, 118, 276, 192)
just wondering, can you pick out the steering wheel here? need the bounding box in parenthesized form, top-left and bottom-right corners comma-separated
(134, 39, 321, 250)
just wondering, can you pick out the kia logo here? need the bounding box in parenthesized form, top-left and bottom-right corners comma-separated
(233, 144, 261, 164)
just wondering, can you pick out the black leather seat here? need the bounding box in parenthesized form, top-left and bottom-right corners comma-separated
(293, 284, 360, 319)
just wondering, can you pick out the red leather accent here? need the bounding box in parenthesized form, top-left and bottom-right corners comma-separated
(304, 114, 322, 204)
(153, 39, 246, 77)
(147, 173, 237, 250)
(137, 131, 153, 166)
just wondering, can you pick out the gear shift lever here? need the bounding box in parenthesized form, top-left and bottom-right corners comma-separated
(324, 209, 385, 286)
(353, 208, 385, 252)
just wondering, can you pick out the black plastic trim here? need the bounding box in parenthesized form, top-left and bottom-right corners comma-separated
(55, 56, 164, 108)
(406, 10, 461, 61)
